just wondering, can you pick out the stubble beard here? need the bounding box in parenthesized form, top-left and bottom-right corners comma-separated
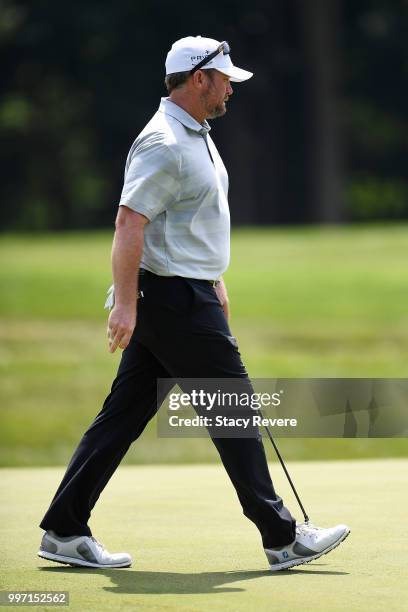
(200, 92, 227, 120)
(208, 102, 227, 119)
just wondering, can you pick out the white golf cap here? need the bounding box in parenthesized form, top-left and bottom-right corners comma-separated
(165, 35, 253, 83)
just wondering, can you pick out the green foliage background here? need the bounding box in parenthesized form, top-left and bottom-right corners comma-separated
(2, 0, 408, 228)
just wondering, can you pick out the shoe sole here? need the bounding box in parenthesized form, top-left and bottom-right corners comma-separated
(268, 528, 350, 572)
(37, 550, 131, 569)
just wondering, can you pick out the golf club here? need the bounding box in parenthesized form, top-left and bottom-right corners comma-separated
(258, 408, 310, 524)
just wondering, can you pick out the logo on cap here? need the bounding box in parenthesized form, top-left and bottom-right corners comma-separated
(190, 50, 210, 64)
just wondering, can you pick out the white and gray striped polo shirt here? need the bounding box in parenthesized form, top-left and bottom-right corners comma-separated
(119, 97, 230, 280)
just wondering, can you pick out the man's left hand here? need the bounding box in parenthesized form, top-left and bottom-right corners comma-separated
(215, 278, 230, 321)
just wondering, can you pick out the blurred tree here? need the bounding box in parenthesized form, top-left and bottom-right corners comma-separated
(0, 0, 407, 230)
(298, 0, 344, 222)
(343, 0, 408, 220)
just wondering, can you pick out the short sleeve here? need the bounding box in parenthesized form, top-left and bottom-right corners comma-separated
(119, 136, 180, 221)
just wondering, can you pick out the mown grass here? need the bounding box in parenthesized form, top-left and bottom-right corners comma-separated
(1, 226, 408, 465)
(1, 460, 407, 611)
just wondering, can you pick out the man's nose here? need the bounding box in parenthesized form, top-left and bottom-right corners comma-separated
(227, 83, 233, 96)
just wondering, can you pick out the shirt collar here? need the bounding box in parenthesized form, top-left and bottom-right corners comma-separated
(158, 97, 211, 136)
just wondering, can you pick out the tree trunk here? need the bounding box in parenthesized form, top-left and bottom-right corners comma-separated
(297, 0, 345, 223)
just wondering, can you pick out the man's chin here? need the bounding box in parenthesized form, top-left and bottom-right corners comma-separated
(208, 104, 227, 119)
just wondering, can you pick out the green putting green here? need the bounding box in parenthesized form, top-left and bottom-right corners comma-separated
(1, 459, 407, 611)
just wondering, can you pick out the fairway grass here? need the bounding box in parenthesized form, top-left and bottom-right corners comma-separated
(1, 226, 408, 465)
(1, 460, 407, 611)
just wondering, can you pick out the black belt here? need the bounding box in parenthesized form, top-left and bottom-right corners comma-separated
(139, 268, 219, 287)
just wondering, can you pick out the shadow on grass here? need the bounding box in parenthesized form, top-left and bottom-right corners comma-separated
(39, 566, 349, 594)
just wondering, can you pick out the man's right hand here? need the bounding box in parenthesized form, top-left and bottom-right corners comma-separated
(107, 304, 137, 353)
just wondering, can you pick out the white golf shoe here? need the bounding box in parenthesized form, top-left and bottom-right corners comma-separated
(38, 531, 132, 568)
(265, 522, 350, 571)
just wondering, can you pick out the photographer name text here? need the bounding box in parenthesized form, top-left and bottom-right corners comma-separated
(168, 415, 297, 429)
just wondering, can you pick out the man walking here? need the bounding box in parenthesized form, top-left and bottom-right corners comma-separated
(38, 36, 349, 571)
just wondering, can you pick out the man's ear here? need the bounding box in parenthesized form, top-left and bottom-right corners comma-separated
(191, 70, 207, 90)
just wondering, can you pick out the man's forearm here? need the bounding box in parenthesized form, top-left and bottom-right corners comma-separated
(111, 221, 144, 307)
(107, 207, 148, 353)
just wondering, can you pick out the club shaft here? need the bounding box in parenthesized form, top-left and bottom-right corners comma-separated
(258, 409, 309, 523)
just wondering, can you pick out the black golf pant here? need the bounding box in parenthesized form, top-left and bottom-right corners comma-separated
(39, 272, 296, 549)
